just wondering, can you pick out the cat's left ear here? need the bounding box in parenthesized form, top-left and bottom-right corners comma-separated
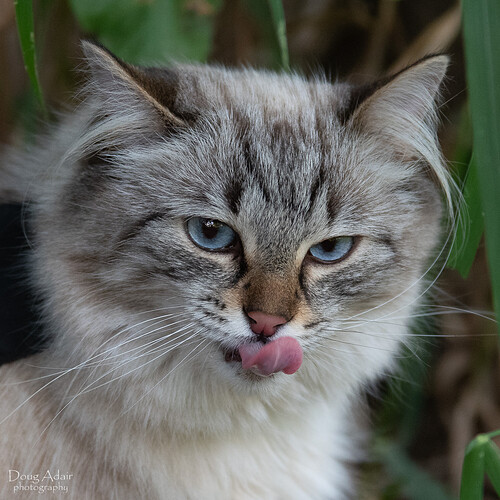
(346, 55, 448, 142)
(81, 40, 187, 129)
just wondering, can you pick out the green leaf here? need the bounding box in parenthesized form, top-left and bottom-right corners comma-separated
(462, 0, 500, 336)
(484, 439, 500, 495)
(485, 429, 500, 440)
(460, 433, 500, 499)
(447, 157, 484, 278)
(266, 0, 289, 70)
(14, 0, 46, 113)
(69, 0, 222, 64)
(460, 435, 486, 500)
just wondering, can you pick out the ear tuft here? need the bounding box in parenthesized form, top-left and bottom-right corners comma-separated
(80, 40, 187, 128)
(347, 55, 452, 214)
(348, 54, 449, 138)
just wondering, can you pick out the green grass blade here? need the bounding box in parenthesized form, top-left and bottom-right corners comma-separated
(462, 0, 500, 336)
(485, 429, 500, 440)
(447, 157, 484, 278)
(266, 0, 289, 70)
(14, 0, 45, 112)
(484, 440, 500, 494)
(460, 436, 486, 500)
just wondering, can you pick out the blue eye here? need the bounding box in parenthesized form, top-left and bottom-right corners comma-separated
(308, 236, 355, 263)
(187, 218, 238, 251)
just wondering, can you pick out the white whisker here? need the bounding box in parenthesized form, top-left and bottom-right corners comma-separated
(32, 327, 201, 443)
(117, 337, 211, 420)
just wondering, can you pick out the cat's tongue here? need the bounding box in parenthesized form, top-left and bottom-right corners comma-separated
(238, 337, 303, 377)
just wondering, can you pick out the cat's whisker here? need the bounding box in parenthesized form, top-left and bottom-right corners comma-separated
(313, 330, 409, 353)
(346, 328, 495, 339)
(305, 335, 414, 360)
(82, 316, 195, 367)
(48, 326, 193, 432)
(66, 328, 201, 401)
(91, 321, 199, 367)
(47, 317, 198, 424)
(1, 313, 192, 386)
(344, 221, 456, 323)
(336, 318, 495, 340)
(62, 321, 198, 402)
(0, 363, 86, 426)
(32, 328, 202, 445)
(69, 310, 193, 366)
(337, 302, 496, 338)
(312, 324, 433, 360)
(117, 336, 210, 420)
(98, 336, 210, 424)
(61, 310, 185, 365)
(0, 317, 195, 425)
(58, 322, 194, 407)
(419, 304, 496, 322)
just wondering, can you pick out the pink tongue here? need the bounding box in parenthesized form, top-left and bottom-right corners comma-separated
(238, 337, 303, 377)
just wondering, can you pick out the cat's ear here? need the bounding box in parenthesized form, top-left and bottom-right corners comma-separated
(81, 40, 187, 128)
(346, 55, 448, 142)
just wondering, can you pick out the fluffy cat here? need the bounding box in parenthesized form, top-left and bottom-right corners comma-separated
(0, 42, 452, 499)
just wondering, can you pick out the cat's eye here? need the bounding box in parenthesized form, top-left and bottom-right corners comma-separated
(308, 236, 355, 263)
(187, 217, 238, 252)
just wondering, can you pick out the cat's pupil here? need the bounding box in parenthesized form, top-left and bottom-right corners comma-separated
(320, 239, 336, 252)
(201, 219, 220, 239)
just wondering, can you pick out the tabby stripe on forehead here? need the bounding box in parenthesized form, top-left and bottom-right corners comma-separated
(242, 140, 271, 203)
(225, 177, 243, 215)
(117, 211, 168, 244)
(308, 162, 328, 214)
(326, 186, 339, 222)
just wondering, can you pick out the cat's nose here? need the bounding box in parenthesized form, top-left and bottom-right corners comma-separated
(246, 311, 287, 337)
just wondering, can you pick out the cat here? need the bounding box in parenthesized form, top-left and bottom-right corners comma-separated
(0, 41, 452, 499)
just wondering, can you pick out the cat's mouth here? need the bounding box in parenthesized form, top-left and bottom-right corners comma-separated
(222, 337, 303, 377)
(223, 348, 242, 363)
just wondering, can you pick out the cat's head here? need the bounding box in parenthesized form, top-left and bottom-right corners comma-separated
(32, 42, 451, 418)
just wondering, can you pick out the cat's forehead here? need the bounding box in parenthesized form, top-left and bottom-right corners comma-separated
(177, 65, 350, 118)
(170, 66, 393, 195)
(151, 105, 406, 251)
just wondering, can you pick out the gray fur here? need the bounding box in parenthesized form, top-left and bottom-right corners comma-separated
(0, 43, 452, 499)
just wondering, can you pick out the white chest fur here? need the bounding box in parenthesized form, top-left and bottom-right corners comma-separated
(127, 402, 354, 500)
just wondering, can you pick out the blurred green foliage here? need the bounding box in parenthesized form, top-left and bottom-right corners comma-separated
(68, 0, 222, 64)
(459, 0, 500, 493)
(462, 0, 500, 339)
(14, 0, 46, 113)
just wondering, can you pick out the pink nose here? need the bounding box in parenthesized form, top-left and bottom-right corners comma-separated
(247, 311, 287, 337)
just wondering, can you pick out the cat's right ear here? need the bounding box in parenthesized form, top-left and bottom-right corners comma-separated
(343, 55, 448, 145)
(81, 40, 187, 130)
(341, 56, 450, 205)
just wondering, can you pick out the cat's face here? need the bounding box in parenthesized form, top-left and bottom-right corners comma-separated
(34, 44, 449, 399)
